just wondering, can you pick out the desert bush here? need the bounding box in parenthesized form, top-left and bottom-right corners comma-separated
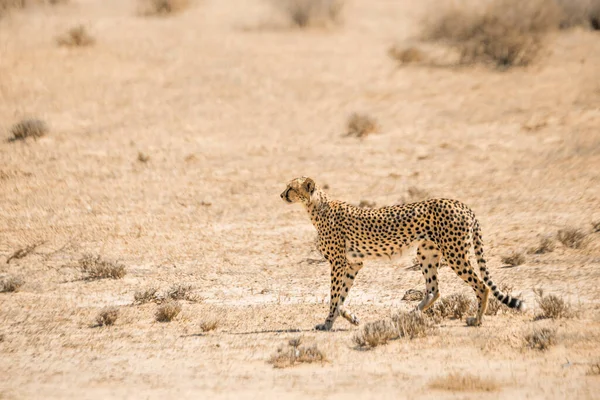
(501, 252, 526, 267)
(199, 318, 219, 332)
(79, 254, 126, 280)
(139, 0, 189, 16)
(422, 0, 562, 68)
(557, 227, 588, 249)
(0, 276, 24, 293)
(388, 45, 424, 65)
(166, 283, 201, 302)
(95, 307, 119, 327)
(429, 372, 500, 392)
(155, 301, 181, 322)
(533, 288, 572, 319)
(524, 327, 557, 350)
(57, 25, 94, 47)
(133, 287, 159, 304)
(353, 311, 430, 348)
(269, 339, 327, 368)
(272, 0, 344, 28)
(530, 237, 555, 254)
(8, 119, 48, 141)
(345, 112, 378, 138)
(426, 293, 474, 320)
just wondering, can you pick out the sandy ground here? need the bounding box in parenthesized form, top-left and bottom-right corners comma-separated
(1, 0, 600, 399)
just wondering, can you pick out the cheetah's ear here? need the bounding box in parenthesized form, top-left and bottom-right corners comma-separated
(303, 178, 315, 195)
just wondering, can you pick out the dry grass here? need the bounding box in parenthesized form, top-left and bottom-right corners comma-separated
(533, 288, 572, 320)
(486, 283, 516, 316)
(95, 307, 119, 327)
(166, 283, 201, 302)
(139, 0, 189, 16)
(388, 45, 424, 65)
(79, 254, 126, 280)
(1, 0, 67, 17)
(0, 276, 24, 293)
(524, 327, 557, 350)
(56, 25, 95, 47)
(402, 288, 425, 302)
(8, 119, 48, 142)
(199, 318, 219, 332)
(557, 227, 588, 249)
(137, 151, 150, 163)
(426, 293, 474, 320)
(272, 0, 344, 28)
(6, 241, 45, 264)
(555, 0, 600, 29)
(422, 0, 562, 68)
(345, 112, 378, 138)
(429, 372, 500, 392)
(399, 186, 431, 204)
(155, 301, 181, 322)
(501, 251, 526, 267)
(587, 362, 600, 376)
(268, 338, 328, 368)
(592, 221, 600, 232)
(530, 237, 555, 254)
(133, 287, 159, 304)
(353, 311, 430, 349)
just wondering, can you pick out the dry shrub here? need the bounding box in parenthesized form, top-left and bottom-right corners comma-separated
(422, 0, 562, 68)
(95, 307, 119, 327)
(6, 240, 45, 263)
(79, 254, 126, 280)
(530, 237, 555, 254)
(353, 311, 430, 348)
(155, 301, 181, 322)
(399, 186, 431, 204)
(269, 339, 327, 368)
(137, 151, 150, 163)
(57, 25, 95, 47)
(345, 112, 378, 138)
(555, 0, 600, 29)
(557, 227, 588, 249)
(402, 288, 425, 302)
(200, 318, 218, 332)
(426, 293, 474, 320)
(429, 372, 500, 392)
(524, 327, 557, 350)
(501, 252, 526, 267)
(486, 283, 516, 316)
(0, 276, 24, 293)
(139, 0, 189, 16)
(588, 362, 600, 376)
(273, 0, 344, 28)
(8, 119, 48, 141)
(166, 283, 200, 302)
(388, 45, 424, 65)
(533, 288, 572, 319)
(133, 287, 159, 304)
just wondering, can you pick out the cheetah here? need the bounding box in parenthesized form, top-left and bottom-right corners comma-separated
(280, 177, 525, 331)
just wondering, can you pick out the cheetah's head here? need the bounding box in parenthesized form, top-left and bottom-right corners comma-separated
(280, 177, 316, 204)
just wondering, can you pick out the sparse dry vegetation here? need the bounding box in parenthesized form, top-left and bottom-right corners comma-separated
(0, 276, 24, 293)
(57, 25, 95, 47)
(166, 283, 201, 302)
(137, 151, 150, 163)
(524, 327, 557, 350)
(429, 372, 500, 392)
(501, 251, 526, 267)
(1, 0, 67, 17)
(588, 361, 600, 376)
(155, 301, 181, 322)
(268, 338, 328, 368)
(592, 221, 600, 232)
(95, 307, 119, 327)
(345, 112, 378, 138)
(353, 311, 430, 349)
(79, 254, 126, 280)
(133, 287, 159, 304)
(199, 318, 219, 332)
(486, 283, 516, 316)
(272, 0, 344, 28)
(533, 288, 572, 319)
(557, 227, 588, 249)
(402, 288, 424, 302)
(6, 241, 44, 263)
(555, 0, 600, 29)
(8, 119, 48, 141)
(388, 45, 424, 65)
(139, 0, 189, 16)
(426, 293, 474, 320)
(530, 237, 555, 254)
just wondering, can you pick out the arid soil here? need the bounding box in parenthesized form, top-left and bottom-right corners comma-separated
(1, 1, 600, 399)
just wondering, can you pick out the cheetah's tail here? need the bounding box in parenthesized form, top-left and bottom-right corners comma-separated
(472, 219, 526, 312)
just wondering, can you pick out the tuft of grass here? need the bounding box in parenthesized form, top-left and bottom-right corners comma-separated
(137, 151, 150, 163)
(6, 240, 45, 264)
(486, 283, 516, 316)
(155, 301, 181, 322)
(524, 327, 557, 350)
(429, 372, 500, 392)
(8, 119, 48, 141)
(353, 311, 430, 349)
(426, 293, 474, 320)
(557, 227, 588, 249)
(273, 0, 344, 28)
(95, 307, 119, 327)
(400, 187, 431, 204)
(133, 287, 159, 304)
(345, 112, 378, 138)
(587, 361, 600, 376)
(139, 0, 189, 16)
(388, 45, 425, 65)
(530, 237, 555, 254)
(199, 318, 219, 332)
(166, 283, 200, 302)
(533, 288, 572, 319)
(56, 25, 95, 47)
(422, 0, 562, 68)
(501, 252, 526, 267)
(268, 340, 328, 368)
(0, 276, 24, 293)
(79, 254, 126, 280)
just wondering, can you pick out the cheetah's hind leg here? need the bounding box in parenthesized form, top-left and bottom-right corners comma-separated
(416, 241, 441, 312)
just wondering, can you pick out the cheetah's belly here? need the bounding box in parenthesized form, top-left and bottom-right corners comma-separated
(346, 242, 417, 263)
